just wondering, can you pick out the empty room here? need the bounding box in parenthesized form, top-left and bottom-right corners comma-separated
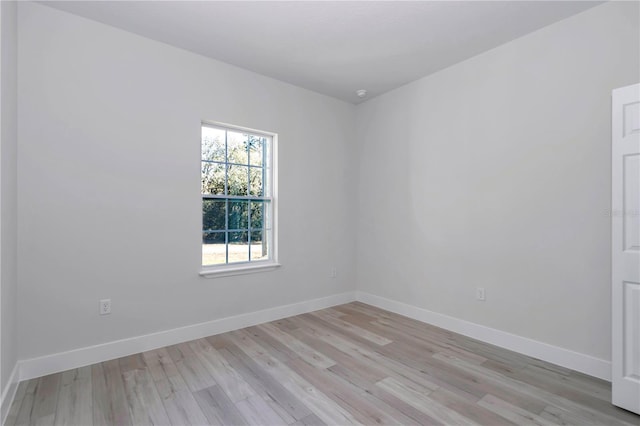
(1, 0, 640, 425)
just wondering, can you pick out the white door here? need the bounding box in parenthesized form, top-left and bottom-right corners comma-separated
(612, 83, 640, 414)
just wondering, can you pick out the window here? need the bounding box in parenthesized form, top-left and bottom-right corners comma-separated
(201, 123, 276, 274)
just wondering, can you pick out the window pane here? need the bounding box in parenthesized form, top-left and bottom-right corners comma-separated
(203, 199, 226, 230)
(227, 131, 249, 165)
(228, 231, 249, 263)
(250, 231, 268, 261)
(202, 127, 226, 162)
(248, 136, 264, 166)
(203, 231, 226, 265)
(249, 167, 263, 196)
(250, 201, 264, 229)
(228, 200, 248, 230)
(201, 162, 226, 195)
(262, 166, 271, 197)
(201, 124, 274, 268)
(263, 200, 272, 229)
(227, 165, 248, 196)
(264, 136, 272, 169)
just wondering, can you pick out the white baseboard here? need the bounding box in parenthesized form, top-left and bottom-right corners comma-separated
(12, 288, 611, 398)
(18, 291, 357, 382)
(356, 291, 611, 381)
(1, 363, 19, 426)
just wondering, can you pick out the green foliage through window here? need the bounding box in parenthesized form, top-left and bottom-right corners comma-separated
(201, 124, 273, 266)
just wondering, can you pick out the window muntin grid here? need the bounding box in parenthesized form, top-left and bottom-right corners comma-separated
(201, 124, 273, 266)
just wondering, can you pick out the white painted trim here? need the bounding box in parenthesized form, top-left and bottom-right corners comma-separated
(18, 291, 357, 381)
(14, 289, 612, 387)
(200, 262, 281, 278)
(356, 291, 612, 381)
(1, 363, 19, 426)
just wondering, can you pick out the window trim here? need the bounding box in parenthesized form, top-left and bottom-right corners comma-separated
(199, 261, 281, 278)
(200, 120, 278, 277)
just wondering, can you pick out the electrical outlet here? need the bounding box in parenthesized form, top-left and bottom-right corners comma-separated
(476, 287, 486, 301)
(330, 267, 337, 278)
(100, 299, 111, 315)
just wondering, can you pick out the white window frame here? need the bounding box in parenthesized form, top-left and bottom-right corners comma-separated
(200, 121, 279, 278)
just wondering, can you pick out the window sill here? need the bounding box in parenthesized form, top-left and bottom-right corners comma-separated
(199, 262, 281, 278)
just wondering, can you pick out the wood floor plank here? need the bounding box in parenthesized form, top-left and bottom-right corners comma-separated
(297, 313, 388, 351)
(217, 340, 313, 421)
(333, 303, 390, 321)
(195, 339, 310, 423)
(519, 364, 613, 403)
(325, 363, 379, 393)
(54, 367, 93, 426)
(309, 310, 393, 346)
(426, 355, 547, 412)
(92, 360, 132, 426)
(316, 307, 348, 319)
(538, 402, 613, 426)
(399, 350, 523, 403)
(372, 317, 489, 365)
(375, 376, 433, 408)
(484, 357, 613, 407)
(348, 303, 516, 366)
(141, 348, 209, 426)
(323, 362, 427, 426)
(257, 322, 336, 369)
(13, 379, 38, 426)
(205, 334, 232, 350)
(560, 369, 613, 401)
(193, 385, 248, 426)
(141, 348, 182, 384)
(429, 388, 517, 426)
(528, 358, 574, 376)
(330, 306, 379, 323)
(272, 317, 300, 332)
(29, 373, 62, 426)
(290, 327, 388, 386)
(7, 302, 638, 426)
(290, 412, 327, 426)
(294, 315, 451, 394)
(378, 342, 549, 413)
(118, 354, 146, 373)
(186, 338, 256, 402)
(5, 380, 29, 426)
(244, 325, 299, 362)
(287, 357, 406, 426)
(235, 395, 287, 425)
(226, 330, 360, 425)
(432, 351, 636, 426)
(370, 352, 498, 405)
(262, 394, 297, 425)
(443, 335, 532, 369)
(376, 376, 477, 426)
(477, 394, 554, 426)
(366, 385, 444, 425)
(119, 359, 171, 426)
(165, 342, 216, 392)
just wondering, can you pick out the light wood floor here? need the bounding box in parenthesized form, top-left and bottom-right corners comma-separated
(6, 302, 640, 426)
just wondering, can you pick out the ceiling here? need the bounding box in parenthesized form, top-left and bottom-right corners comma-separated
(43, 1, 603, 104)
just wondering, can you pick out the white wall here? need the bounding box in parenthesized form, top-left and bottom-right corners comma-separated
(355, 1, 639, 362)
(1, 0, 18, 398)
(17, 2, 356, 361)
